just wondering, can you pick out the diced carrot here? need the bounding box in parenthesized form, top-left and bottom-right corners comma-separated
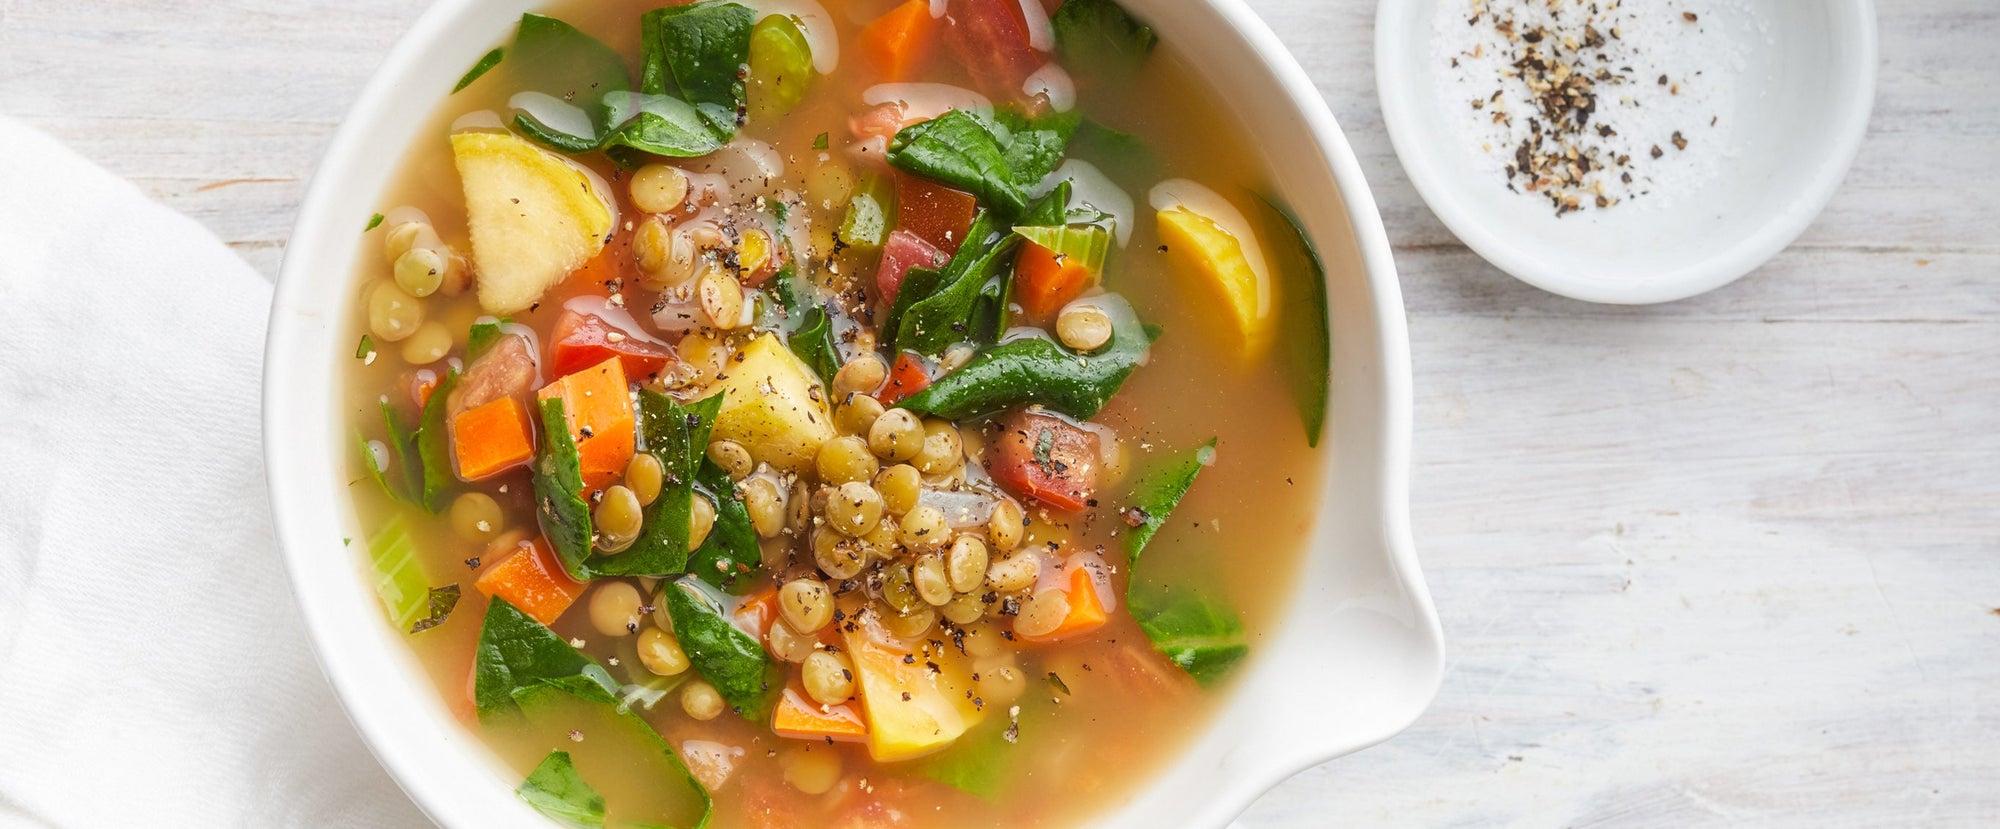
(451, 396, 536, 481)
(896, 172, 978, 254)
(877, 352, 932, 406)
(535, 356, 636, 493)
(474, 538, 586, 626)
(771, 686, 869, 743)
(413, 373, 440, 409)
(1015, 565, 1110, 644)
(858, 0, 938, 83)
(1014, 240, 1096, 323)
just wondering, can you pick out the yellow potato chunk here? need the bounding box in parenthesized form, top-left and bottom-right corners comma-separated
(842, 620, 984, 762)
(702, 334, 834, 472)
(451, 131, 611, 315)
(1157, 206, 1272, 359)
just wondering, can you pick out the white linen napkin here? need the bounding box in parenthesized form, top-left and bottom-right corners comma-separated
(0, 116, 427, 828)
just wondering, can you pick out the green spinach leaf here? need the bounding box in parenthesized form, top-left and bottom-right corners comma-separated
(662, 578, 782, 720)
(415, 369, 461, 513)
(787, 306, 840, 384)
(510, 14, 630, 137)
(409, 584, 462, 634)
(1122, 438, 1216, 561)
(1127, 578, 1249, 686)
(592, 392, 723, 577)
(1052, 0, 1158, 81)
(455, 47, 507, 93)
(1068, 118, 1157, 190)
(510, 6, 756, 162)
(686, 464, 761, 593)
(1118, 439, 1248, 685)
(474, 598, 621, 717)
(532, 397, 595, 580)
(518, 751, 605, 828)
(897, 294, 1157, 420)
(367, 397, 425, 504)
(1250, 193, 1332, 448)
(892, 211, 1021, 355)
(640, 3, 755, 115)
(887, 109, 1078, 218)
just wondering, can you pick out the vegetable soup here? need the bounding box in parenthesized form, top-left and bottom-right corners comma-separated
(341, 0, 1333, 826)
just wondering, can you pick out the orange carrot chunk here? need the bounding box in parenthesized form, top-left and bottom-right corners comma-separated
(1016, 565, 1111, 644)
(535, 356, 636, 493)
(451, 396, 535, 481)
(771, 686, 869, 743)
(858, 0, 937, 83)
(474, 537, 587, 626)
(1014, 240, 1096, 324)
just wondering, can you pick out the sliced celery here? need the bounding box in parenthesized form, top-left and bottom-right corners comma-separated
(1012, 224, 1113, 275)
(366, 514, 431, 632)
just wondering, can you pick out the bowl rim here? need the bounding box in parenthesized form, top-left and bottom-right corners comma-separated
(1373, 0, 1879, 305)
(263, 0, 1442, 825)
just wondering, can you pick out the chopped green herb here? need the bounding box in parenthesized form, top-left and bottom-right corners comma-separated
(355, 334, 375, 360)
(364, 213, 385, 232)
(812, 131, 830, 150)
(409, 584, 462, 634)
(454, 47, 506, 93)
(467, 318, 508, 359)
(1046, 671, 1071, 695)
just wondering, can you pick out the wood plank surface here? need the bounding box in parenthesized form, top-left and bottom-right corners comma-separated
(3, 0, 1994, 824)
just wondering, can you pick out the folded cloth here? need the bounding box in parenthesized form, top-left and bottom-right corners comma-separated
(0, 116, 427, 828)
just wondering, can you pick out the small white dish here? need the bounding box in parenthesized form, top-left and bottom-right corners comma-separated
(264, 1, 1444, 826)
(1376, 0, 1877, 304)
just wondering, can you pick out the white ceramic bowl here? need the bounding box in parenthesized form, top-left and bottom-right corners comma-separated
(263, 1, 1444, 826)
(1377, 0, 1877, 304)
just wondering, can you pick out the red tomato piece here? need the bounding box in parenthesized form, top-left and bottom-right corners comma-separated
(546, 309, 679, 382)
(876, 229, 950, 305)
(987, 409, 1101, 512)
(877, 352, 933, 406)
(947, 0, 1041, 100)
(895, 172, 979, 254)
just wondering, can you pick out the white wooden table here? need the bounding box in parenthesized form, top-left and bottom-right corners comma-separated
(6, 0, 1994, 824)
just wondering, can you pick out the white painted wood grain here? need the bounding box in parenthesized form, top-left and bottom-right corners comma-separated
(3, 0, 1994, 824)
